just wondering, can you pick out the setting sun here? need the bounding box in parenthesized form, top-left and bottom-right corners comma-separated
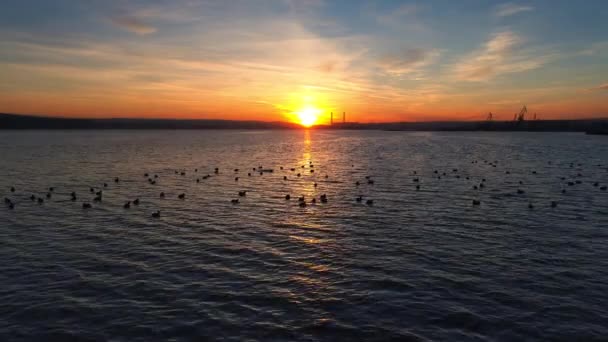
(295, 106, 321, 127)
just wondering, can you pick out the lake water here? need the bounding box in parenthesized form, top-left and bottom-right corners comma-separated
(1, 130, 607, 341)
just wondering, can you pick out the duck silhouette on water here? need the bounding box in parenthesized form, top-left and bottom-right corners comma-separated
(151, 210, 161, 218)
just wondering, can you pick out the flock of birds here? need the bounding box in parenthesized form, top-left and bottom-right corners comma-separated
(2, 159, 607, 218)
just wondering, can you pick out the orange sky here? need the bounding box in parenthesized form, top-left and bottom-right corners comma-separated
(1, 1, 607, 124)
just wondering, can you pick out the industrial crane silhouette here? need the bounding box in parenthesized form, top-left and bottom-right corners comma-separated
(514, 105, 527, 122)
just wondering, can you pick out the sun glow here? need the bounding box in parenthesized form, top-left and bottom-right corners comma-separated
(295, 106, 321, 127)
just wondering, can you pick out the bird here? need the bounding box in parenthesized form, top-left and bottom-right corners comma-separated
(235, 177, 239, 181)
(601, 186, 607, 191)
(114, 177, 119, 183)
(151, 210, 161, 218)
(356, 196, 363, 202)
(320, 194, 328, 203)
(8, 202, 14, 210)
(528, 203, 534, 209)
(551, 201, 558, 208)
(368, 179, 374, 185)
(283, 176, 287, 180)
(297, 173, 301, 177)
(366, 199, 374, 205)
(178, 193, 186, 199)
(311, 198, 316, 204)
(298, 201, 307, 207)
(314, 183, 317, 187)
(416, 185, 420, 190)
(49, 187, 54, 192)
(472, 199, 481, 205)
(37, 198, 44, 204)
(234, 168, 239, 172)
(144, 173, 149, 177)
(103, 183, 108, 188)
(46, 192, 52, 199)
(249, 173, 252, 177)
(10, 187, 15, 192)
(82, 203, 92, 209)
(298, 196, 305, 202)
(4, 198, 11, 204)
(93, 195, 102, 202)
(30, 195, 36, 201)
(238, 191, 247, 197)
(160, 192, 165, 198)
(231, 199, 239, 204)
(133, 198, 140, 205)
(517, 189, 525, 194)
(285, 194, 291, 200)
(123, 201, 131, 209)
(356, 181, 360, 186)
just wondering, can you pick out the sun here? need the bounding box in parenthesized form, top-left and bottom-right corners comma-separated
(295, 106, 321, 127)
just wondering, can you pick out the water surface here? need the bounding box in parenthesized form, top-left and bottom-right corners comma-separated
(1, 130, 607, 341)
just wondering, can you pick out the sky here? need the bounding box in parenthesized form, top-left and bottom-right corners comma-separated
(0, 0, 607, 123)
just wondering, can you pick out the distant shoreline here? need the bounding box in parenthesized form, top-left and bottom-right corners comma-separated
(1, 113, 607, 133)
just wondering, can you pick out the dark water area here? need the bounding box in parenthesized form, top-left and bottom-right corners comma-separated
(1, 130, 607, 341)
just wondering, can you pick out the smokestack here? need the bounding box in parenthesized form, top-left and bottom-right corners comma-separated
(330, 112, 333, 125)
(343, 112, 345, 124)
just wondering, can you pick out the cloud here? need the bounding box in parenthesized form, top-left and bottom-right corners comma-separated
(378, 48, 439, 75)
(495, 3, 534, 17)
(592, 83, 608, 90)
(110, 15, 156, 35)
(453, 31, 551, 81)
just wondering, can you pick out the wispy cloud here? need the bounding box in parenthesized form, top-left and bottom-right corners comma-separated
(453, 31, 551, 81)
(591, 83, 608, 90)
(495, 3, 534, 17)
(110, 15, 156, 35)
(378, 48, 439, 76)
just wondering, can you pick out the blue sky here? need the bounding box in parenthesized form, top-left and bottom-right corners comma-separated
(0, 0, 607, 122)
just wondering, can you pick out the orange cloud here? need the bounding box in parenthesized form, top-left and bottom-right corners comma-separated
(110, 15, 156, 35)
